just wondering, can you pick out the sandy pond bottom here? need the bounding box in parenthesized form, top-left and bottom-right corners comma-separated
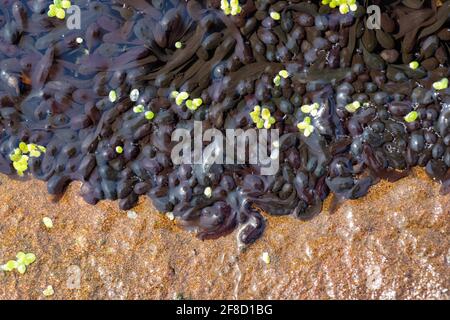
(0, 168, 448, 299)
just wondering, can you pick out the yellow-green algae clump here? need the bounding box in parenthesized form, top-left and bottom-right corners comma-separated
(1, 252, 36, 274)
(47, 0, 72, 20)
(10, 142, 46, 176)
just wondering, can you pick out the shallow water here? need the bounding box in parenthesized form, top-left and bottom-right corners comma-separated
(0, 0, 449, 245)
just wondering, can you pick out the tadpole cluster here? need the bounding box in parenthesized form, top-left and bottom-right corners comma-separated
(0, 0, 449, 245)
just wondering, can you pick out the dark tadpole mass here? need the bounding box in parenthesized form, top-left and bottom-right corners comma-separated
(0, 0, 449, 245)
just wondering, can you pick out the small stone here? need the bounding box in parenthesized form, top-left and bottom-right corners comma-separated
(166, 212, 175, 221)
(127, 211, 138, 219)
(261, 252, 270, 264)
